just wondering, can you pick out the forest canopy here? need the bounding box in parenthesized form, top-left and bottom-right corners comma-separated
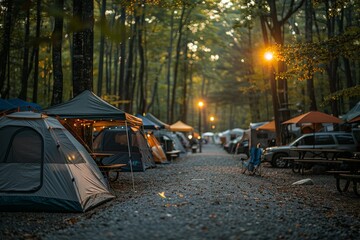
(0, 0, 359, 131)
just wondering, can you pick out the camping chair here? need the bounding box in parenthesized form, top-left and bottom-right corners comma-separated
(240, 145, 263, 176)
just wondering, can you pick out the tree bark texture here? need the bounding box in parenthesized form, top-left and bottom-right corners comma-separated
(19, 8, 30, 100)
(51, 0, 64, 105)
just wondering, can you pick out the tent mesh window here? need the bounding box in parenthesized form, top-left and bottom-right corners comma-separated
(0, 126, 44, 192)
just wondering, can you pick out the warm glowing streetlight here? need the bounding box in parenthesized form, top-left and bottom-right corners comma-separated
(198, 101, 204, 108)
(264, 51, 274, 61)
(209, 116, 215, 131)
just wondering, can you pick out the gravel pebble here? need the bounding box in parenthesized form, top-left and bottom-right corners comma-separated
(1, 144, 359, 240)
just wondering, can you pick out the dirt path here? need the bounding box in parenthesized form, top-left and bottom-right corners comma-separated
(1, 144, 360, 240)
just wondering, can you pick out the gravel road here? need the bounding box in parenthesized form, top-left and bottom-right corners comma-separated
(1, 143, 359, 240)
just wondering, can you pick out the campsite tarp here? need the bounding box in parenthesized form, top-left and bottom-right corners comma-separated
(170, 120, 194, 132)
(144, 113, 170, 130)
(44, 90, 142, 126)
(0, 112, 114, 212)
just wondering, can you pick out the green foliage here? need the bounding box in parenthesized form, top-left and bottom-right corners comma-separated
(322, 85, 360, 106)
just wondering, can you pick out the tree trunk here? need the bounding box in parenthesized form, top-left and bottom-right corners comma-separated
(97, 0, 106, 96)
(72, 1, 84, 96)
(147, 63, 163, 112)
(305, 0, 317, 111)
(82, 0, 93, 92)
(51, 0, 64, 105)
(105, 42, 109, 94)
(32, 0, 41, 103)
(0, 0, 15, 97)
(181, 37, 188, 123)
(118, 6, 126, 107)
(325, 0, 339, 116)
(19, 8, 31, 100)
(72, 0, 93, 97)
(166, 10, 174, 123)
(124, 14, 136, 113)
(136, 3, 146, 114)
(170, 5, 186, 123)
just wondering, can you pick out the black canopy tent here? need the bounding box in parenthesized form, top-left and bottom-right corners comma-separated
(44, 90, 143, 188)
(44, 90, 142, 126)
(44, 90, 143, 150)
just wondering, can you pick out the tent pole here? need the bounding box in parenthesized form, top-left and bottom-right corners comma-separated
(125, 120, 135, 191)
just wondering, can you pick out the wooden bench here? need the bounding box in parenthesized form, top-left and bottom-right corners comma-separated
(291, 159, 342, 175)
(98, 163, 127, 182)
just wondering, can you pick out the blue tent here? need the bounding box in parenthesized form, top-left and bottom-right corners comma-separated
(0, 99, 16, 111)
(144, 113, 169, 130)
(135, 114, 160, 130)
(341, 101, 360, 122)
(7, 98, 42, 111)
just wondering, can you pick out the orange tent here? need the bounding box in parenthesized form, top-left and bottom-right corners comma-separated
(170, 120, 194, 132)
(256, 120, 275, 131)
(282, 111, 342, 124)
(145, 133, 168, 163)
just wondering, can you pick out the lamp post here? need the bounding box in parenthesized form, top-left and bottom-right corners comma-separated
(198, 101, 204, 153)
(209, 116, 215, 130)
(264, 51, 281, 145)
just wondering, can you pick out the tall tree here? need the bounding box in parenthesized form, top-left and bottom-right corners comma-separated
(166, 10, 175, 123)
(324, 0, 339, 116)
(32, 0, 41, 103)
(124, 13, 136, 113)
(170, 3, 191, 123)
(0, 0, 16, 98)
(72, 0, 93, 97)
(18, 6, 31, 100)
(305, 0, 317, 111)
(137, 2, 146, 114)
(51, 0, 64, 105)
(118, 6, 127, 108)
(97, 0, 106, 96)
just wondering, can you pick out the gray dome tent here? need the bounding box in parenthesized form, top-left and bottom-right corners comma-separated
(93, 127, 156, 171)
(0, 112, 114, 212)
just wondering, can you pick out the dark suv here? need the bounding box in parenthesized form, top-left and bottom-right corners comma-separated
(263, 132, 358, 168)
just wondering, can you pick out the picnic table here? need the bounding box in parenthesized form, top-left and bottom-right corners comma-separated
(288, 148, 349, 175)
(90, 152, 126, 182)
(329, 156, 360, 195)
(290, 148, 349, 160)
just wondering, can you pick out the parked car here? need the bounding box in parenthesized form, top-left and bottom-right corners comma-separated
(263, 132, 358, 168)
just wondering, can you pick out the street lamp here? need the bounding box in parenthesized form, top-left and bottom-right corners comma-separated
(198, 101, 204, 153)
(264, 50, 281, 145)
(209, 116, 215, 130)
